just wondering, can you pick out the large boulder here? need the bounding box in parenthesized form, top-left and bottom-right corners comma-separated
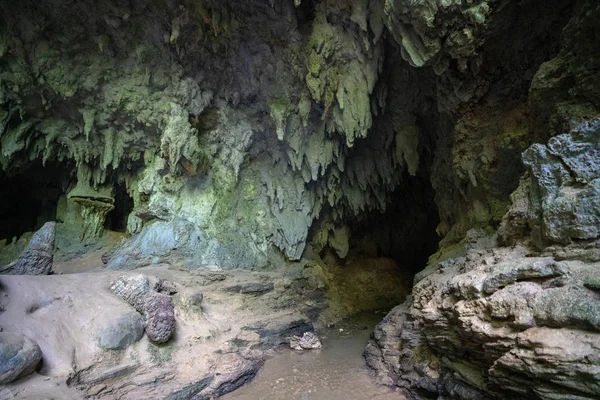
(366, 242, 600, 400)
(523, 118, 600, 246)
(97, 313, 145, 350)
(13, 222, 56, 275)
(109, 275, 176, 343)
(103, 218, 265, 271)
(0, 333, 42, 384)
(143, 292, 176, 343)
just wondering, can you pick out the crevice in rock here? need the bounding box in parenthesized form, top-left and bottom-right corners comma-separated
(104, 180, 133, 233)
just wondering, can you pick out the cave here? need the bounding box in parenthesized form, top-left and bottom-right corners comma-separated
(1, 0, 599, 399)
(0, 161, 73, 242)
(103, 180, 134, 233)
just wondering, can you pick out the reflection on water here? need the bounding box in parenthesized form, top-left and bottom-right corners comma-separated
(223, 313, 406, 400)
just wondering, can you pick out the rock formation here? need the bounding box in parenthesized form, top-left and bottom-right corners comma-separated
(0, 0, 598, 399)
(109, 275, 176, 343)
(366, 119, 600, 400)
(12, 222, 55, 275)
(97, 312, 145, 350)
(0, 333, 42, 384)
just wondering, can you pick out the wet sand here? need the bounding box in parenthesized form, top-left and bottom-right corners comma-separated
(223, 313, 406, 400)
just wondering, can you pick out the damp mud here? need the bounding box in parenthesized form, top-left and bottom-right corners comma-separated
(223, 313, 405, 400)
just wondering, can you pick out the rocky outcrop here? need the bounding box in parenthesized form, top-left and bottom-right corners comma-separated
(523, 118, 600, 247)
(366, 119, 600, 400)
(0, 333, 42, 384)
(109, 275, 176, 343)
(12, 222, 55, 275)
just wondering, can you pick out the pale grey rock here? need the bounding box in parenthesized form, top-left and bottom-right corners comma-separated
(109, 275, 151, 313)
(97, 313, 144, 350)
(105, 218, 265, 270)
(523, 118, 600, 245)
(287, 332, 322, 351)
(13, 222, 55, 275)
(0, 333, 42, 384)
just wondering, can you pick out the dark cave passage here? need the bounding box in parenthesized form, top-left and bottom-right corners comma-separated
(104, 180, 134, 233)
(348, 171, 440, 274)
(0, 161, 73, 241)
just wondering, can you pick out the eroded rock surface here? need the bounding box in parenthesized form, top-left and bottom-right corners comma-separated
(366, 120, 600, 400)
(524, 119, 600, 246)
(12, 222, 55, 275)
(109, 275, 176, 343)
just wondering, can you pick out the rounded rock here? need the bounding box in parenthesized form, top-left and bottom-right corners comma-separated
(0, 333, 42, 384)
(144, 292, 175, 343)
(97, 312, 145, 350)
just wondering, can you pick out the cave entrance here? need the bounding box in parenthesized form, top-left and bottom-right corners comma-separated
(104, 180, 133, 233)
(312, 170, 440, 319)
(0, 161, 74, 241)
(349, 171, 440, 274)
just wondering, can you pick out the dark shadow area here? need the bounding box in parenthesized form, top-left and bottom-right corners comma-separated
(0, 161, 74, 241)
(348, 170, 440, 273)
(104, 180, 133, 232)
(294, 0, 318, 26)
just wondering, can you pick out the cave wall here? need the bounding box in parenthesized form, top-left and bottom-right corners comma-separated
(0, 0, 598, 271)
(364, 1, 600, 399)
(0, 0, 426, 268)
(1, 0, 600, 398)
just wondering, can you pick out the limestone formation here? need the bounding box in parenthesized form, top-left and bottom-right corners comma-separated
(366, 119, 600, 400)
(366, 241, 600, 399)
(0, 0, 599, 399)
(68, 180, 115, 242)
(523, 118, 600, 247)
(13, 222, 55, 275)
(0, 333, 42, 384)
(109, 275, 176, 343)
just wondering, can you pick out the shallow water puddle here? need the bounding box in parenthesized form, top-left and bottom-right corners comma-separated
(222, 313, 405, 400)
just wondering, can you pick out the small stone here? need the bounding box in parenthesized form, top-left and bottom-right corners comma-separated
(287, 332, 322, 351)
(181, 290, 203, 308)
(87, 384, 107, 396)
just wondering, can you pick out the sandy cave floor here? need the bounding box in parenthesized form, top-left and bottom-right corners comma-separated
(0, 253, 405, 400)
